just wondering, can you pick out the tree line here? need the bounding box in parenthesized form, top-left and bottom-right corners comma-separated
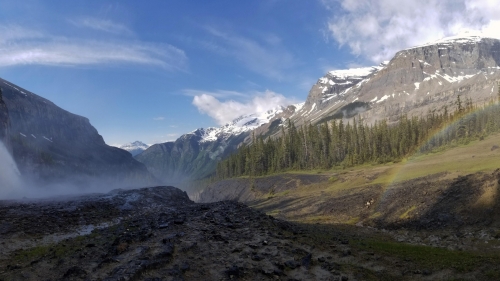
(216, 94, 500, 179)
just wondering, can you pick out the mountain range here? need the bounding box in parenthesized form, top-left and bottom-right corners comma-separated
(135, 32, 500, 184)
(135, 106, 296, 184)
(1, 32, 499, 190)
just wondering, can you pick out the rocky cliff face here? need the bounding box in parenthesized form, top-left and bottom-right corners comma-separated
(0, 87, 10, 148)
(288, 34, 500, 126)
(0, 78, 156, 188)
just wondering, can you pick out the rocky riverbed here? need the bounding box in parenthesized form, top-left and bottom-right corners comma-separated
(1, 186, 500, 280)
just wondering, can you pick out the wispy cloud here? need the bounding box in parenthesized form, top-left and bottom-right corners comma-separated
(323, 0, 500, 63)
(183, 89, 246, 99)
(0, 24, 188, 70)
(153, 116, 165, 121)
(201, 26, 295, 80)
(191, 89, 298, 125)
(71, 17, 133, 35)
(152, 133, 181, 144)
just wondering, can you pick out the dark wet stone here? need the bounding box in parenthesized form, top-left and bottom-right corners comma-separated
(180, 261, 190, 273)
(158, 223, 170, 229)
(155, 243, 174, 259)
(284, 260, 300, 269)
(63, 266, 87, 278)
(225, 265, 244, 278)
(251, 255, 264, 261)
(301, 253, 312, 269)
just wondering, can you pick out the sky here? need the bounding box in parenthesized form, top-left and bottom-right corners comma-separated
(0, 0, 499, 146)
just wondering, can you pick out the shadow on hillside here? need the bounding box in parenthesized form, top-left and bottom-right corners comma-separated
(375, 169, 500, 230)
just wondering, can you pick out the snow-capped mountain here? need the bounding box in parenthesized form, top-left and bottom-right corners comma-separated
(191, 105, 287, 143)
(120, 141, 150, 156)
(135, 104, 304, 184)
(286, 32, 500, 126)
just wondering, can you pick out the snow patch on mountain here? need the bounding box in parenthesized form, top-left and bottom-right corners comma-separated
(120, 141, 150, 156)
(310, 61, 390, 109)
(327, 66, 381, 80)
(410, 31, 500, 50)
(193, 106, 286, 143)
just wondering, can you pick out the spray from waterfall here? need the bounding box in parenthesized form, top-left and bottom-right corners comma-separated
(0, 141, 22, 197)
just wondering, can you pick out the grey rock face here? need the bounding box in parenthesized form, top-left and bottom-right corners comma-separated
(0, 87, 10, 148)
(0, 78, 156, 187)
(354, 37, 500, 123)
(289, 36, 500, 126)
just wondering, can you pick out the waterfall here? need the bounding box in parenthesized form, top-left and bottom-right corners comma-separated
(0, 141, 22, 196)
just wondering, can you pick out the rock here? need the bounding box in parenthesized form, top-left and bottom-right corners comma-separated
(301, 253, 312, 269)
(284, 260, 300, 269)
(251, 255, 264, 261)
(225, 265, 244, 278)
(154, 243, 174, 259)
(180, 261, 190, 273)
(63, 266, 87, 278)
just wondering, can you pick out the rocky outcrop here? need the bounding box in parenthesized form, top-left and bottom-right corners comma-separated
(0, 78, 156, 188)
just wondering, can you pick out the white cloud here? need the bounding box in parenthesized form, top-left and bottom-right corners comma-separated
(191, 90, 297, 125)
(153, 116, 165, 121)
(72, 17, 133, 35)
(183, 89, 246, 99)
(324, 0, 500, 63)
(0, 24, 187, 70)
(202, 26, 295, 80)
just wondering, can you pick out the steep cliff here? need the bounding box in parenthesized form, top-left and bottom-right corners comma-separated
(0, 87, 10, 148)
(0, 78, 156, 187)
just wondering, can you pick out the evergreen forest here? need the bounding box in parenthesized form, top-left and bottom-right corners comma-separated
(216, 95, 500, 179)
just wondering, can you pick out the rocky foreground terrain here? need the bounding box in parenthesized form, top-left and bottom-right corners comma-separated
(1, 185, 500, 281)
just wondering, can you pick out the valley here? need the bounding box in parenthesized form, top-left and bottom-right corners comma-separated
(200, 131, 500, 227)
(1, 29, 500, 280)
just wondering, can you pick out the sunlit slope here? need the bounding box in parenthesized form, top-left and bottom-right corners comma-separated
(200, 133, 500, 227)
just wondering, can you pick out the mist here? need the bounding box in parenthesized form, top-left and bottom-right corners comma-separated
(0, 141, 153, 200)
(0, 141, 22, 196)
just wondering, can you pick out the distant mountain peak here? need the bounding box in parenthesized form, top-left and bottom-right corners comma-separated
(188, 105, 287, 143)
(410, 30, 500, 50)
(120, 141, 150, 156)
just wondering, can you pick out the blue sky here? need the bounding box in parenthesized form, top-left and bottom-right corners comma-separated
(0, 0, 498, 145)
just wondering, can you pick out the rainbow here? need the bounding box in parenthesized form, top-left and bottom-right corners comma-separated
(375, 101, 500, 205)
